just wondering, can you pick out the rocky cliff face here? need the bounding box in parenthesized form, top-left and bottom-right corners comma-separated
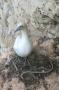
(0, 0, 59, 53)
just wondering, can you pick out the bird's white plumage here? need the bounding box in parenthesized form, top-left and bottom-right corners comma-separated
(13, 30, 32, 57)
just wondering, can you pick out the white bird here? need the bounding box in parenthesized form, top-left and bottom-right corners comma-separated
(13, 23, 32, 58)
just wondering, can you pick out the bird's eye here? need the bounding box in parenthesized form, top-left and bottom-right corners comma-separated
(15, 25, 24, 33)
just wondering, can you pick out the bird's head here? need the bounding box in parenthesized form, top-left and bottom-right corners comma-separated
(14, 23, 28, 39)
(15, 23, 27, 33)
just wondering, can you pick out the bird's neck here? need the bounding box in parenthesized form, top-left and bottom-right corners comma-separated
(21, 30, 28, 38)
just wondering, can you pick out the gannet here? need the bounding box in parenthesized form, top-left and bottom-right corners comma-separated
(13, 23, 32, 57)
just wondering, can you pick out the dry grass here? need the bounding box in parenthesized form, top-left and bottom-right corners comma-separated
(0, 38, 59, 90)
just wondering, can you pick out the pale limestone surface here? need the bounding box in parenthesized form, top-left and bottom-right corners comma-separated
(3, 78, 26, 90)
(0, 1, 59, 90)
(0, 0, 59, 52)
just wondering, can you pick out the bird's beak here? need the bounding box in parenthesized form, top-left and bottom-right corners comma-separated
(14, 25, 24, 33)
